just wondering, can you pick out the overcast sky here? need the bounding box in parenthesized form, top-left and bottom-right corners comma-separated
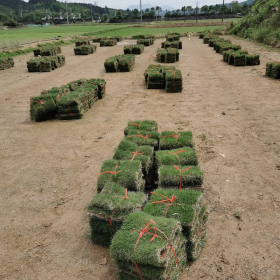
(23, 0, 228, 10)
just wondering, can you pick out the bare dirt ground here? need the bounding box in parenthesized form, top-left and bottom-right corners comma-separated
(1, 35, 280, 280)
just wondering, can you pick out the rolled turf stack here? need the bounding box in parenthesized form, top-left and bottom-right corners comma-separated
(118, 55, 135, 72)
(97, 159, 145, 192)
(110, 211, 187, 280)
(165, 48, 179, 63)
(74, 45, 96, 55)
(160, 131, 194, 150)
(124, 120, 158, 136)
(27, 58, 41, 72)
(137, 39, 153, 46)
(124, 45, 133, 54)
(100, 39, 117, 47)
(104, 55, 119, 72)
(30, 94, 57, 122)
(265, 62, 274, 77)
(87, 78, 106, 99)
(27, 56, 65, 72)
(33, 46, 61, 57)
(166, 33, 180, 42)
(0, 57, 14, 70)
(270, 62, 280, 79)
(165, 70, 182, 93)
(56, 54, 66, 66)
(143, 189, 207, 261)
(125, 130, 160, 150)
(234, 53, 246, 66)
(132, 44, 144, 54)
(245, 54, 260, 65)
(113, 140, 154, 187)
(75, 40, 90, 46)
(88, 183, 148, 247)
(92, 37, 102, 43)
(146, 69, 165, 89)
(157, 49, 166, 63)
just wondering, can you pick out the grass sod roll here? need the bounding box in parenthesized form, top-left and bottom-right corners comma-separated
(104, 55, 119, 72)
(158, 165, 203, 189)
(124, 120, 158, 136)
(87, 78, 106, 99)
(269, 62, 280, 79)
(0, 57, 14, 70)
(30, 95, 57, 122)
(245, 54, 260, 65)
(160, 131, 194, 149)
(118, 55, 135, 72)
(96, 159, 145, 193)
(157, 48, 166, 63)
(125, 130, 160, 150)
(265, 62, 273, 77)
(110, 212, 186, 279)
(165, 48, 179, 63)
(165, 70, 182, 93)
(234, 53, 246, 66)
(113, 139, 154, 185)
(147, 70, 165, 89)
(132, 44, 144, 54)
(75, 40, 90, 46)
(100, 39, 117, 47)
(124, 45, 133, 54)
(88, 183, 148, 247)
(155, 147, 198, 167)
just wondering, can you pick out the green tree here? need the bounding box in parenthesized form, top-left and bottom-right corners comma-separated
(201, 5, 209, 14)
(187, 6, 193, 14)
(156, 6, 161, 21)
(101, 13, 108, 22)
(182, 6, 187, 20)
(132, 9, 139, 18)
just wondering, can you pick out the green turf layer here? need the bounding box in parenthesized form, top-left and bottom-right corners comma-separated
(124, 120, 158, 136)
(125, 130, 160, 150)
(159, 131, 194, 150)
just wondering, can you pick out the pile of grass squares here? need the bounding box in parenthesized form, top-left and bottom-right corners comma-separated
(33, 46, 61, 57)
(124, 44, 144, 55)
(27, 55, 65, 72)
(104, 55, 135, 72)
(0, 57, 14, 71)
(30, 78, 106, 121)
(88, 120, 207, 280)
(266, 62, 280, 79)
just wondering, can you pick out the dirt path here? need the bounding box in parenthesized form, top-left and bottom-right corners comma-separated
(0, 35, 280, 280)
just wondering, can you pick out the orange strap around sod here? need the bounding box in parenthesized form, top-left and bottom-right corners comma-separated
(30, 99, 43, 105)
(96, 164, 122, 179)
(115, 188, 128, 200)
(151, 192, 179, 217)
(128, 132, 151, 141)
(130, 150, 144, 161)
(131, 219, 179, 267)
(162, 133, 181, 141)
(130, 122, 141, 127)
(168, 149, 186, 165)
(174, 165, 192, 190)
(135, 262, 143, 280)
(110, 209, 115, 226)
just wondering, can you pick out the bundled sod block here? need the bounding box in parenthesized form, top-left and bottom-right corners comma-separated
(165, 48, 179, 63)
(100, 39, 117, 47)
(234, 53, 246, 66)
(137, 38, 154, 46)
(74, 45, 96, 55)
(87, 78, 106, 99)
(143, 189, 207, 262)
(265, 62, 274, 77)
(159, 131, 194, 150)
(124, 120, 158, 136)
(157, 48, 166, 63)
(146, 69, 165, 89)
(92, 37, 102, 43)
(124, 44, 133, 54)
(158, 165, 203, 189)
(132, 44, 144, 54)
(75, 40, 90, 46)
(30, 95, 57, 122)
(113, 139, 154, 185)
(33, 46, 61, 57)
(165, 33, 180, 41)
(97, 159, 145, 192)
(155, 147, 198, 167)
(104, 55, 119, 72)
(270, 62, 280, 79)
(88, 183, 148, 247)
(27, 55, 65, 72)
(118, 55, 135, 72)
(165, 69, 182, 93)
(110, 211, 187, 280)
(0, 57, 14, 70)
(125, 130, 160, 150)
(245, 54, 260, 65)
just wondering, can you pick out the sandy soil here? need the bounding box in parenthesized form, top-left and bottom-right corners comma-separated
(0, 35, 280, 280)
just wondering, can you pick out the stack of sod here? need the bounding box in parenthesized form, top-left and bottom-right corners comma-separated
(109, 36, 122, 42)
(118, 55, 135, 72)
(137, 39, 153, 46)
(166, 33, 180, 41)
(75, 40, 90, 46)
(144, 64, 161, 82)
(110, 211, 187, 280)
(104, 55, 119, 72)
(269, 62, 280, 79)
(132, 44, 144, 54)
(165, 48, 179, 63)
(97, 159, 145, 192)
(124, 120, 158, 136)
(143, 189, 207, 261)
(113, 139, 154, 186)
(0, 57, 14, 70)
(30, 94, 57, 122)
(245, 54, 260, 65)
(100, 39, 117, 47)
(265, 62, 274, 77)
(157, 48, 166, 63)
(165, 70, 182, 93)
(87, 78, 106, 99)
(125, 130, 160, 150)
(74, 45, 96, 55)
(92, 37, 102, 43)
(27, 56, 65, 72)
(56, 55, 66, 66)
(33, 46, 61, 57)
(57, 84, 98, 119)
(234, 52, 246, 66)
(146, 69, 165, 89)
(27, 57, 41, 72)
(88, 183, 148, 247)
(124, 45, 133, 54)
(159, 131, 194, 150)
(155, 147, 198, 167)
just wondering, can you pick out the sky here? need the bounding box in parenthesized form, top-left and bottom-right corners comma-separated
(23, 0, 228, 10)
